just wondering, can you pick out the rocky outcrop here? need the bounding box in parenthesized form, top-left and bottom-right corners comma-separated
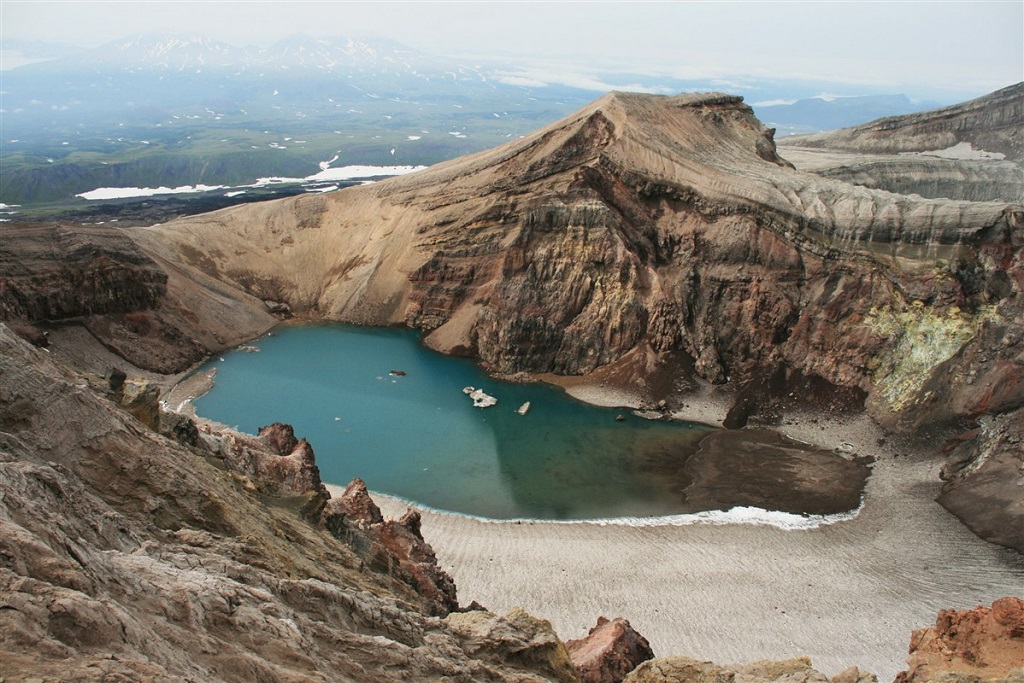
(894, 598, 1024, 683)
(567, 616, 655, 683)
(623, 656, 876, 683)
(0, 322, 583, 682)
(118, 377, 161, 430)
(197, 421, 330, 518)
(323, 477, 458, 616)
(0, 223, 278, 374)
(330, 476, 385, 527)
(937, 406, 1024, 553)
(445, 608, 582, 683)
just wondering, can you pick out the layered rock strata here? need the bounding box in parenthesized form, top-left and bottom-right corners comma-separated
(779, 83, 1023, 204)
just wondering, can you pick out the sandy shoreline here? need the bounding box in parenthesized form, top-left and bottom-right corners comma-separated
(329, 391, 1023, 681)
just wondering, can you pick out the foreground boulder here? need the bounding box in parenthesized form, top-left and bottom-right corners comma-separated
(445, 608, 582, 683)
(894, 597, 1024, 683)
(623, 656, 876, 683)
(567, 616, 655, 683)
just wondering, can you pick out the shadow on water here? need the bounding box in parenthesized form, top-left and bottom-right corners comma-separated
(191, 324, 866, 520)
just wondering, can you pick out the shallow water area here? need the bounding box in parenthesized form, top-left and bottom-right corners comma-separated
(192, 324, 863, 521)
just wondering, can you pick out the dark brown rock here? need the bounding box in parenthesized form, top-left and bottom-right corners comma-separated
(159, 409, 201, 448)
(107, 366, 126, 392)
(566, 616, 654, 683)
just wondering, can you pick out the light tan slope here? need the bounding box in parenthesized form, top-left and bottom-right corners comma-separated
(135, 91, 1014, 320)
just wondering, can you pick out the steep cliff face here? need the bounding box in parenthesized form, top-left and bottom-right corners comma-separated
(0, 222, 278, 373)
(0, 223, 166, 321)
(779, 151, 1023, 203)
(132, 90, 1023, 431)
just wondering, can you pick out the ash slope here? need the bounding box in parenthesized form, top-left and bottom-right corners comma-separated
(134, 90, 1023, 431)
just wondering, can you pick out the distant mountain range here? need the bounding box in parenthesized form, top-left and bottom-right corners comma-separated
(757, 93, 940, 136)
(0, 33, 996, 208)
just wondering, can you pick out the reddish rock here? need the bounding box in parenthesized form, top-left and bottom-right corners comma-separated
(257, 421, 300, 455)
(335, 477, 385, 527)
(255, 437, 323, 495)
(213, 424, 329, 520)
(567, 616, 654, 683)
(322, 480, 458, 617)
(376, 509, 458, 616)
(895, 597, 1024, 683)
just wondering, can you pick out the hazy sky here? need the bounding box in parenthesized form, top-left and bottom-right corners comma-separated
(3, 1, 1022, 97)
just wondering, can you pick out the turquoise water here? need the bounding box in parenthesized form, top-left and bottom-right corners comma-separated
(192, 324, 716, 520)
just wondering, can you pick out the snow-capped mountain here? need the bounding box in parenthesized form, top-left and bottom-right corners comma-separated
(38, 33, 432, 75)
(254, 35, 425, 73)
(79, 34, 255, 71)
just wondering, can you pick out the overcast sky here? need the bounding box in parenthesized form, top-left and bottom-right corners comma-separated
(3, 1, 1021, 98)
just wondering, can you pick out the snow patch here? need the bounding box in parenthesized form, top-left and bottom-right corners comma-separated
(76, 184, 227, 200)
